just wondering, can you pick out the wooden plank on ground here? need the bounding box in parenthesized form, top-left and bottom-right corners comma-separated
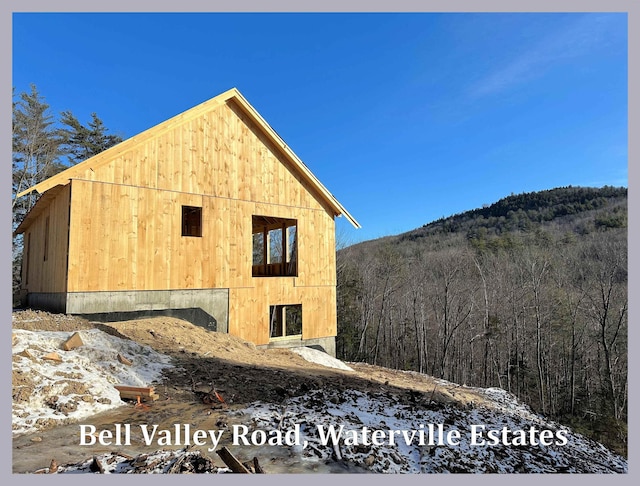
(216, 447, 251, 473)
(61, 332, 83, 351)
(115, 385, 159, 402)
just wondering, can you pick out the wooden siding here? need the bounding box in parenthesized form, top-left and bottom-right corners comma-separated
(229, 284, 337, 345)
(66, 179, 337, 345)
(25, 93, 341, 345)
(64, 101, 332, 214)
(67, 180, 336, 292)
(21, 184, 71, 293)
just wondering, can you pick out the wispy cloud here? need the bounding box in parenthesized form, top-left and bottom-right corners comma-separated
(469, 14, 624, 98)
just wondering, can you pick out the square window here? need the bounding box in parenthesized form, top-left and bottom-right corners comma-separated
(182, 206, 202, 237)
(269, 304, 302, 338)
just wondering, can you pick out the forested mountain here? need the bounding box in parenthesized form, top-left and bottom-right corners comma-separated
(336, 186, 628, 455)
(399, 185, 627, 243)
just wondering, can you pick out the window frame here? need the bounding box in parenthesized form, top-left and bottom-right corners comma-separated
(269, 304, 303, 339)
(252, 215, 297, 277)
(181, 205, 203, 237)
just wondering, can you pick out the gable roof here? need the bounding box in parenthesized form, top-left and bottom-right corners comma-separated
(17, 88, 360, 229)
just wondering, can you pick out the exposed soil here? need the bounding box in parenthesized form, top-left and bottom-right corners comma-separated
(13, 309, 481, 408)
(11, 309, 490, 473)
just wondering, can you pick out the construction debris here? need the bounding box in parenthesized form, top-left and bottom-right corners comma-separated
(116, 353, 133, 366)
(37, 447, 232, 474)
(61, 332, 83, 351)
(42, 352, 62, 363)
(114, 385, 159, 402)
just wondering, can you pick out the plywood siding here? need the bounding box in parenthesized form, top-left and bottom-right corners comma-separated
(21, 184, 71, 293)
(66, 181, 336, 290)
(229, 284, 337, 346)
(70, 101, 332, 216)
(58, 95, 339, 345)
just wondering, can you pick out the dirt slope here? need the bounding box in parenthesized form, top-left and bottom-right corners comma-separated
(13, 310, 480, 409)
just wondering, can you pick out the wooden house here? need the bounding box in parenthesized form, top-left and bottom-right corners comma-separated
(15, 88, 359, 355)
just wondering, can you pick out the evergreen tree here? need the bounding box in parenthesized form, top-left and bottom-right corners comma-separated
(60, 111, 123, 164)
(12, 85, 66, 299)
(12, 85, 122, 301)
(12, 85, 65, 218)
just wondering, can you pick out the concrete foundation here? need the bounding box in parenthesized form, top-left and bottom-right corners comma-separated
(28, 289, 229, 333)
(258, 335, 336, 357)
(26, 293, 67, 314)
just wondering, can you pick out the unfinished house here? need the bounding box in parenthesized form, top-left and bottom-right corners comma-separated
(15, 88, 359, 355)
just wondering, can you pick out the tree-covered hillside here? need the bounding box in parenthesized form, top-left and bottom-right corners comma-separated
(400, 185, 627, 240)
(336, 186, 628, 455)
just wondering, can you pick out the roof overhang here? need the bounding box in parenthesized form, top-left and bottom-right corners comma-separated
(14, 184, 67, 236)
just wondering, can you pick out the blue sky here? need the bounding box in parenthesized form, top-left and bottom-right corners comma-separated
(12, 12, 628, 244)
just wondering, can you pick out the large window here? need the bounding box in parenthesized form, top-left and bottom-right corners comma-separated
(269, 304, 302, 338)
(252, 215, 297, 277)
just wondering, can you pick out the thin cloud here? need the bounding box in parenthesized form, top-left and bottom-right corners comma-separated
(469, 14, 624, 98)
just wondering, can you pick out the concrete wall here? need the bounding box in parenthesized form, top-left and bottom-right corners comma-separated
(65, 288, 229, 333)
(257, 335, 336, 357)
(26, 288, 336, 356)
(26, 293, 67, 314)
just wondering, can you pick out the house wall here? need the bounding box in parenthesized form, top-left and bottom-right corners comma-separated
(21, 184, 71, 296)
(59, 98, 338, 346)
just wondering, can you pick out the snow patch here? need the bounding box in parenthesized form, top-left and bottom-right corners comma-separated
(12, 329, 173, 436)
(290, 346, 354, 371)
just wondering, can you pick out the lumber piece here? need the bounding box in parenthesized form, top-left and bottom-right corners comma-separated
(216, 447, 251, 473)
(253, 456, 265, 474)
(61, 332, 83, 351)
(114, 385, 158, 402)
(117, 353, 132, 366)
(42, 352, 62, 363)
(90, 456, 105, 474)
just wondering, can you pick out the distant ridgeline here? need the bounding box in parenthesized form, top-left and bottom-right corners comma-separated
(399, 186, 627, 244)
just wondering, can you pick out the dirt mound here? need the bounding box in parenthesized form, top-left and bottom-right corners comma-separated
(12, 309, 96, 332)
(12, 310, 492, 473)
(12, 311, 480, 408)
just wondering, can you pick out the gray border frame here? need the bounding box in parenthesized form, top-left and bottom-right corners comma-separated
(3, 1, 636, 485)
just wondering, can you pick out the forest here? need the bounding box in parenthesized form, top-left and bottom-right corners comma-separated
(336, 186, 628, 455)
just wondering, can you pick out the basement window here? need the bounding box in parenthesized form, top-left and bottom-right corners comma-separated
(252, 215, 297, 277)
(269, 304, 302, 338)
(182, 206, 202, 237)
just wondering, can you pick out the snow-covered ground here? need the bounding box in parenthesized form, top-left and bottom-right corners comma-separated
(12, 327, 628, 473)
(12, 328, 173, 436)
(232, 387, 628, 473)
